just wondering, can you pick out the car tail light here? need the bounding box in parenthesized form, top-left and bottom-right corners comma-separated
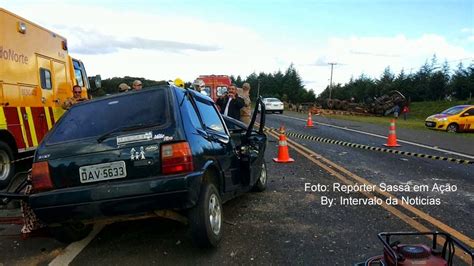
(31, 161, 54, 192)
(161, 142, 194, 175)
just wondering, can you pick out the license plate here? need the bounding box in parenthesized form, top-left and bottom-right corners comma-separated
(79, 161, 127, 183)
(425, 121, 435, 127)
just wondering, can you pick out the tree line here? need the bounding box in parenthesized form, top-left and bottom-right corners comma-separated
(91, 65, 317, 104)
(318, 56, 474, 104)
(230, 64, 316, 104)
(89, 76, 167, 97)
(91, 55, 473, 104)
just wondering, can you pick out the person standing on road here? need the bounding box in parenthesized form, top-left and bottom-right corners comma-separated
(61, 85, 88, 110)
(238, 82, 252, 125)
(393, 105, 400, 119)
(192, 79, 205, 92)
(402, 105, 410, 120)
(216, 84, 245, 120)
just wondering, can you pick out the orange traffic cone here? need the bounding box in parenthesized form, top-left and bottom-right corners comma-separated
(384, 119, 401, 147)
(305, 112, 314, 128)
(273, 126, 295, 163)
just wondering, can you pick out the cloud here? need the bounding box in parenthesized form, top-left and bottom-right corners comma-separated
(349, 50, 401, 58)
(310, 56, 331, 66)
(3, 3, 473, 96)
(296, 34, 474, 94)
(56, 27, 220, 55)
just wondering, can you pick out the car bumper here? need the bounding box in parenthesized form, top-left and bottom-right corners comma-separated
(264, 106, 284, 111)
(29, 172, 203, 224)
(425, 120, 448, 130)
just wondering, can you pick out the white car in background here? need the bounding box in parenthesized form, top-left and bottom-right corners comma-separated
(261, 98, 284, 114)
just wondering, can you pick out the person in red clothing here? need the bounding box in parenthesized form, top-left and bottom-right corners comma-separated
(402, 105, 410, 120)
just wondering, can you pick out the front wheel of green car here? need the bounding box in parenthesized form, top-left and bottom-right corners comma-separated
(252, 161, 267, 192)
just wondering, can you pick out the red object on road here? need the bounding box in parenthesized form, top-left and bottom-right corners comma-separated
(356, 231, 473, 266)
(0, 216, 23, 225)
(273, 126, 294, 163)
(384, 119, 401, 147)
(305, 112, 314, 128)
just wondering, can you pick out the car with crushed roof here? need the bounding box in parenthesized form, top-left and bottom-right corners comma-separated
(6, 85, 267, 247)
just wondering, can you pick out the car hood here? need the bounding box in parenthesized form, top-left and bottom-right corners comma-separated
(426, 113, 452, 120)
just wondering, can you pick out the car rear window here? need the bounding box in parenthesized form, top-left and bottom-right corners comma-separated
(266, 98, 281, 102)
(46, 88, 170, 144)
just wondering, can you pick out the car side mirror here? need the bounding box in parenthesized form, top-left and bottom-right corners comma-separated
(462, 112, 470, 117)
(211, 132, 229, 144)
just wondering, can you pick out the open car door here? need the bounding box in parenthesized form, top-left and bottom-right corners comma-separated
(239, 97, 266, 187)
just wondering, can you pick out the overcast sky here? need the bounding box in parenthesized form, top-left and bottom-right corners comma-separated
(3, 0, 473, 94)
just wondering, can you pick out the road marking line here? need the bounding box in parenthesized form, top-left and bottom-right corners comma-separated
(266, 130, 473, 264)
(278, 130, 474, 247)
(273, 128, 472, 164)
(48, 223, 105, 266)
(277, 114, 474, 159)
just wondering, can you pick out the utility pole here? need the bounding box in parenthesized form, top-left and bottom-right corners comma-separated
(328, 62, 337, 100)
(257, 79, 260, 99)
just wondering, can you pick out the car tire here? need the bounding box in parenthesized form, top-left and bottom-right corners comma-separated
(447, 123, 459, 133)
(189, 182, 222, 248)
(49, 222, 93, 243)
(279, 110, 284, 114)
(0, 141, 16, 190)
(252, 161, 267, 192)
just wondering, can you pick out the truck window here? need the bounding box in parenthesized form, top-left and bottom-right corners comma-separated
(40, 68, 52, 90)
(73, 60, 84, 87)
(217, 86, 227, 97)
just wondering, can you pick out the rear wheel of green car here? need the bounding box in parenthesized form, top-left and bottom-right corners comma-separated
(49, 222, 93, 243)
(189, 182, 222, 248)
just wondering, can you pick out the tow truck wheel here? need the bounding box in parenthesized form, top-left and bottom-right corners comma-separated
(0, 141, 15, 189)
(252, 161, 267, 192)
(49, 222, 93, 243)
(189, 182, 222, 248)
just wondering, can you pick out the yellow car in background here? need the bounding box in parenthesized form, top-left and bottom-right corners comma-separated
(425, 105, 474, 133)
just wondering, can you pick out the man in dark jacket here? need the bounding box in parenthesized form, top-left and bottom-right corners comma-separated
(216, 84, 245, 120)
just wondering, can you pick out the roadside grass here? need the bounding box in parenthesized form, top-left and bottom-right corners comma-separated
(409, 100, 469, 120)
(321, 100, 474, 138)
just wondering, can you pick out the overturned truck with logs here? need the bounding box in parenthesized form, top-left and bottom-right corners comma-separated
(293, 90, 407, 116)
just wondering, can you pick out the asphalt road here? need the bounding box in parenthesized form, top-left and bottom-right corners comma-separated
(264, 112, 473, 234)
(282, 111, 474, 156)
(0, 112, 472, 265)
